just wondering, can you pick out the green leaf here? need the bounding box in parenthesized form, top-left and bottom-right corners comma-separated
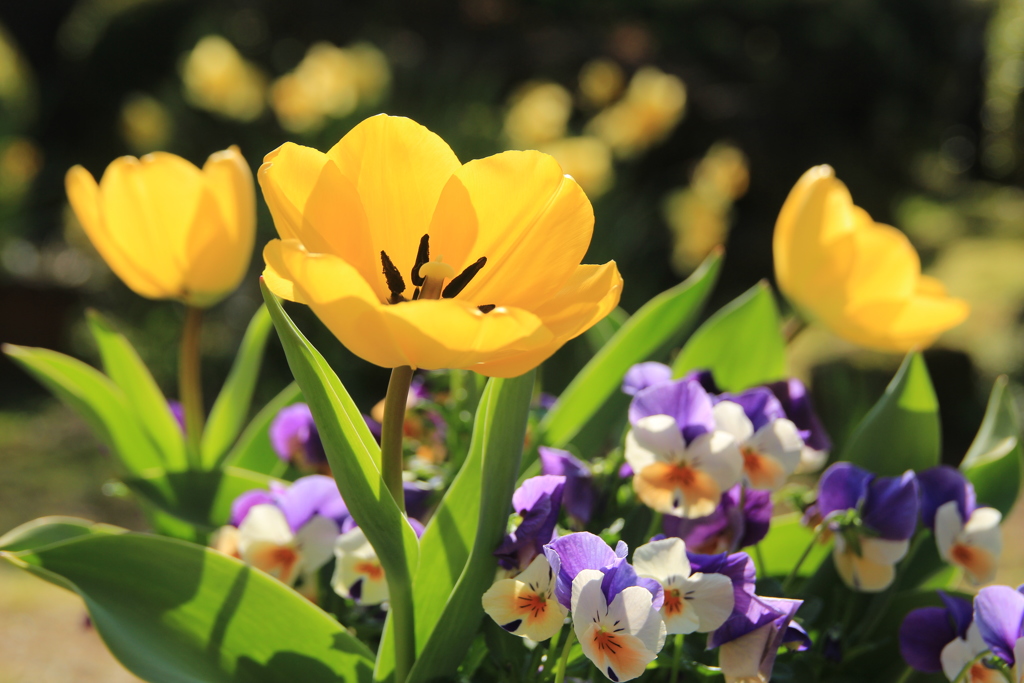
(584, 306, 628, 354)
(3, 344, 165, 474)
(541, 249, 722, 448)
(407, 370, 535, 683)
(841, 352, 941, 476)
(961, 375, 1023, 515)
(260, 282, 419, 662)
(223, 382, 303, 476)
(2, 530, 374, 682)
(86, 310, 188, 471)
(754, 513, 829, 578)
(0, 516, 122, 552)
(202, 306, 276, 468)
(672, 280, 787, 391)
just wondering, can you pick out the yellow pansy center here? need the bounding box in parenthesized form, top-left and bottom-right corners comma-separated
(379, 233, 495, 311)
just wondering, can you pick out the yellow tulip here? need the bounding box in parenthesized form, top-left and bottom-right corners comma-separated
(260, 114, 623, 377)
(66, 146, 255, 307)
(773, 165, 969, 351)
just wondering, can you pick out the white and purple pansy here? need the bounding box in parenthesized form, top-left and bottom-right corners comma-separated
(269, 403, 328, 471)
(632, 537, 735, 634)
(713, 387, 805, 491)
(625, 378, 744, 518)
(709, 594, 804, 683)
(539, 447, 596, 526)
(764, 378, 832, 473)
(494, 475, 566, 574)
(481, 553, 567, 641)
(817, 462, 920, 592)
(332, 527, 388, 605)
(900, 591, 996, 682)
(662, 483, 772, 555)
(919, 466, 1002, 585)
(974, 585, 1024, 683)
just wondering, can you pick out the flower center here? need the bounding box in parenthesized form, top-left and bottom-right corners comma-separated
(379, 234, 494, 311)
(663, 588, 682, 616)
(516, 591, 548, 619)
(355, 560, 384, 581)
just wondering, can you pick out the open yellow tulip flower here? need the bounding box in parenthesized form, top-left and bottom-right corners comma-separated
(773, 165, 969, 351)
(260, 114, 623, 377)
(66, 146, 256, 308)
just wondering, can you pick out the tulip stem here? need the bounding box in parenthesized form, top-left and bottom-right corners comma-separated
(179, 306, 204, 466)
(381, 365, 414, 514)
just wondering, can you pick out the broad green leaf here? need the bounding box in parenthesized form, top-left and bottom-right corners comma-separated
(584, 306, 628, 354)
(223, 382, 302, 476)
(123, 466, 277, 529)
(672, 281, 787, 391)
(754, 513, 829, 578)
(261, 282, 419, 666)
(0, 516, 122, 552)
(202, 306, 275, 467)
(542, 249, 722, 448)
(407, 370, 535, 683)
(3, 344, 165, 474)
(841, 352, 941, 476)
(961, 375, 1023, 515)
(2, 530, 374, 682)
(86, 310, 188, 470)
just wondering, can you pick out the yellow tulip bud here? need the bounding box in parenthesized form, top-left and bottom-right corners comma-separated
(65, 146, 255, 307)
(773, 165, 969, 351)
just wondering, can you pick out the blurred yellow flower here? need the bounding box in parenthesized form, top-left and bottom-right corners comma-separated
(541, 136, 614, 198)
(504, 81, 573, 148)
(120, 93, 172, 153)
(578, 58, 625, 108)
(270, 41, 391, 134)
(181, 36, 266, 122)
(0, 137, 42, 201)
(586, 66, 686, 159)
(65, 146, 255, 307)
(260, 114, 622, 377)
(774, 165, 969, 351)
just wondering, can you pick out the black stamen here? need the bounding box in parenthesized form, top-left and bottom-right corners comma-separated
(411, 234, 430, 286)
(412, 287, 421, 301)
(442, 257, 487, 298)
(381, 250, 406, 304)
(478, 304, 496, 314)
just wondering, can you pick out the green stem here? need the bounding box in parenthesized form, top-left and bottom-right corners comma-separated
(178, 306, 204, 467)
(850, 533, 926, 645)
(893, 665, 914, 683)
(391, 580, 416, 683)
(670, 633, 685, 683)
(381, 365, 414, 515)
(644, 510, 663, 542)
(553, 626, 577, 683)
(782, 524, 826, 594)
(782, 314, 808, 345)
(754, 543, 767, 574)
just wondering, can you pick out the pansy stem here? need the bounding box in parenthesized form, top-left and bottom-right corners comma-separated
(644, 511, 663, 542)
(178, 306, 204, 467)
(782, 523, 826, 594)
(381, 365, 414, 514)
(782, 314, 808, 344)
(553, 627, 577, 683)
(669, 633, 685, 683)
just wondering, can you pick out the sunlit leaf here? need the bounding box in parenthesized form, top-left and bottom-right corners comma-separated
(222, 382, 302, 477)
(961, 375, 1023, 515)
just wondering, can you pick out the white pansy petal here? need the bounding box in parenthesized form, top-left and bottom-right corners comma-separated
(237, 504, 294, 553)
(1014, 638, 1024, 683)
(964, 507, 1002, 542)
(719, 623, 773, 682)
(632, 414, 687, 460)
(633, 538, 690, 583)
(663, 597, 702, 635)
(712, 401, 754, 442)
(747, 419, 803, 474)
(966, 622, 988, 655)
(624, 429, 658, 474)
(607, 585, 667, 653)
(860, 537, 910, 566)
(359, 571, 390, 605)
(296, 514, 340, 572)
(578, 623, 655, 683)
(935, 500, 964, 561)
(683, 572, 735, 632)
(795, 447, 828, 474)
(940, 637, 975, 682)
(686, 431, 743, 490)
(572, 569, 609, 626)
(481, 575, 566, 641)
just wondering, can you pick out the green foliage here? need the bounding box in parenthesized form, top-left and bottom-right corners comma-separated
(541, 249, 722, 449)
(223, 381, 303, 476)
(0, 516, 122, 552)
(202, 305, 276, 468)
(841, 352, 941, 476)
(755, 513, 829, 578)
(961, 375, 1023, 515)
(672, 280, 787, 392)
(1, 528, 374, 683)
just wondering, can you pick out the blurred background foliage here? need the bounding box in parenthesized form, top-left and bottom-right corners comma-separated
(0, 0, 1021, 532)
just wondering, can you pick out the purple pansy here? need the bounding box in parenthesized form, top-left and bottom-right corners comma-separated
(622, 362, 674, 396)
(628, 377, 717, 443)
(712, 595, 803, 683)
(765, 378, 832, 453)
(899, 591, 973, 673)
(918, 466, 977, 530)
(539, 447, 596, 524)
(818, 463, 919, 541)
(688, 550, 758, 624)
(663, 484, 772, 554)
(269, 404, 327, 468)
(495, 475, 565, 571)
(716, 387, 789, 431)
(543, 532, 663, 610)
(974, 585, 1024, 665)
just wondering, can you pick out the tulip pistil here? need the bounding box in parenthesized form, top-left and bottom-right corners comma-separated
(382, 233, 492, 309)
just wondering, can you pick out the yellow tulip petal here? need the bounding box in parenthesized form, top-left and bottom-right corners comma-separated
(327, 114, 461, 278)
(259, 142, 382, 301)
(844, 216, 919, 307)
(915, 274, 949, 297)
(430, 151, 593, 310)
(473, 262, 622, 378)
(841, 294, 971, 351)
(203, 146, 255, 247)
(66, 165, 169, 299)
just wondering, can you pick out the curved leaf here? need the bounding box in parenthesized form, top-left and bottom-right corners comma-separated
(0, 516, 122, 552)
(961, 375, 1023, 515)
(2, 344, 164, 474)
(841, 352, 941, 476)
(222, 382, 303, 476)
(202, 306, 276, 468)
(542, 249, 722, 448)
(672, 280, 787, 392)
(1, 529, 374, 683)
(87, 310, 188, 470)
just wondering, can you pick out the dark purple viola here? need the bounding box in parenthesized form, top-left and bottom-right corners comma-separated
(269, 403, 327, 469)
(817, 462, 919, 541)
(542, 532, 662, 610)
(538, 446, 596, 525)
(712, 595, 803, 682)
(688, 550, 757, 623)
(764, 378, 832, 454)
(494, 475, 565, 571)
(899, 591, 973, 673)
(917, 465, 977, 530)
(663, 484, 772, 553)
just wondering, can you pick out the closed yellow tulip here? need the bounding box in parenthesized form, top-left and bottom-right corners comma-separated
(66, 146, 256, 307)
(774, 165, 968, 351)
(260, 114, 623, 377)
